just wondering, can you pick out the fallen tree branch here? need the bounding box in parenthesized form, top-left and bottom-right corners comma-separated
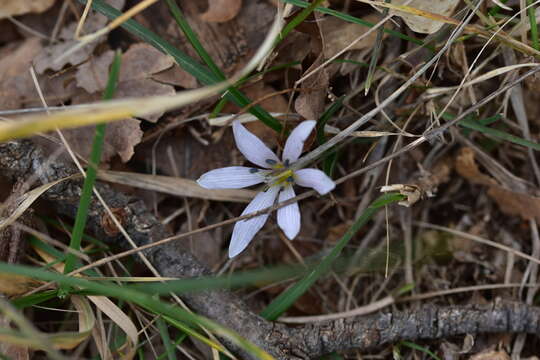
(1, 139, 539, 359)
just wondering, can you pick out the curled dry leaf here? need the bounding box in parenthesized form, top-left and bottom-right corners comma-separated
(33, 0, 125, 73)
(76, 45, 175, 123)
(0, 0, 55, 19)
(295, 54, 329, 120)
(319, 13, 388, 59)
(456, 147, 540, 222)
(200, 0, 242, 23)
(0, 273, 41, 296)
(0, 37, 44, 109)
(390, 0, 460, 34)
(61, 119, 143, 163)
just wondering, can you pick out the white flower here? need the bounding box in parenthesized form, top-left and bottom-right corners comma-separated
(197, 120, 336, 258)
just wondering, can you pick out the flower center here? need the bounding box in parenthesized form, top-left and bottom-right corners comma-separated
(264, 158, 295, 187)
(273, 169, 294, 187)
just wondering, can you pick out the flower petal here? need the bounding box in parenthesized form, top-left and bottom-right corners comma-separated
(282, 120, 316, 163)
(232, 121, 279, 168)
(229, 186, 280, 257)
(295, 168, 336, 195)
(197, 166, 267, 189)
(277, 185, 300, 240)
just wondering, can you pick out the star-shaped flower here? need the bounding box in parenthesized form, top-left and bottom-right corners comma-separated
(197, 120, 335, 257)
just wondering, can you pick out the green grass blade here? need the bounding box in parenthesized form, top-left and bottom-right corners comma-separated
(259, 193, 406, 321)
(400, 341, 441, 360)
(441, 112, 540, 151)
(129, 262, 308, 294)
(527, 0, 539, 50)
(63, 51, 121, 276)
(365, 0, 389, 94)
(459, 118, 540, 151)
(0, 263, 274, 360)
(164, 0, 224, 78)
(11, 290, 58, 309)
(282, 0, 429, 49)
(78, 0, 282, 132)
(157, 334, 187, 360)
(278, 0, 324, 45)
(156, 316, 177, 360)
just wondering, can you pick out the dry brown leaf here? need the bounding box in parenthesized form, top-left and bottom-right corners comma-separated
(59, 119, 143, 163)
(390, 0, 460, 34)
(200, 0, 242, 23)
(152, 65, 199, 89)
(33, 0, 125, 73)
(0, 0, 55, 19)
(319, 14, 387, 59)
(470, 350, 510, 360)
(456, 147, 540, 222)
(75, 44, 175, 123)
(0, 273, 41, 296)
(75, 50, 115, 94)
(455, 147, 496, 186)
(0, 37, 44, 109)
(119, 43, 174, 81)
(295, 54, 329, 120)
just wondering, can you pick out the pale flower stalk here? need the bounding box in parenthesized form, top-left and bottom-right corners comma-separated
(197, 120, 335, 257)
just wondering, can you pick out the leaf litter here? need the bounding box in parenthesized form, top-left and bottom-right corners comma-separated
(2, 0, 540, 358)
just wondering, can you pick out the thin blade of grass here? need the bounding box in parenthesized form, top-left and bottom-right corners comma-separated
(459, 118, 540, 151)
(163, 315, 226, 354)
(63, 51, 121, 276)
(0, 263, 275, 360)
(443, 112, 540, 151)
(278, 0, 325, 45)
(400, 341, 441, 360)
(365, 0, 389, 95)
(156, 317, 177, 360)
(164, 0, 223, 78)
(528, 0, 539, 50)
(259, 193, 406, 321)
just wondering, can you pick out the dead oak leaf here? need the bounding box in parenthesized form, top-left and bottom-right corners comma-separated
(58, 119, 143, 163)
(200, 0, 242, 23)
(0, 37, 75, 109)
(33, 0, 125, 74)
(456, 147, 540, 223)
(319, 14, 388, 59)
(61, 92, 143, 163)
(75, 50, 115, 94)
(0, 0, 55, 19)
(0, 37, 43, 109)
(390, 0, 460, 34)
(119, 43, 174, 81)
(295, 54, 329, 120)
(75, 44, 175, 122)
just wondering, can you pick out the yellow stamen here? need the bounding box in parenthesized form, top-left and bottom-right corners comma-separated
(273, 169, 294, 186)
